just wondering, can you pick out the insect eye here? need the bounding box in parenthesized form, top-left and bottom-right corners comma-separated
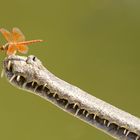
(26, 55, 37, 64)
(32, 56, 36, 61)
(2, 44, 9, 50)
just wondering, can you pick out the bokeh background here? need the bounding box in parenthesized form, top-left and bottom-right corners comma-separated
(0, 0, 140, 140)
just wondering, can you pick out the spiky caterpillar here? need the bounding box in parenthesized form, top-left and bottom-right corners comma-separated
(3, 55, 140, 140)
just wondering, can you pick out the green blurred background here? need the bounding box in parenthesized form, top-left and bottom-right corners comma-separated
(0, 0, 140, 140)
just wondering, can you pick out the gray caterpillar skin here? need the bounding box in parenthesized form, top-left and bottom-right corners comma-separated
(3, 55, 140, 140)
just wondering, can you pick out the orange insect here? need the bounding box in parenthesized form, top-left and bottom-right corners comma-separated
(0, 27, 43, 55)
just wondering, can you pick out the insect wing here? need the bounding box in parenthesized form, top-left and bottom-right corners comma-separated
(6, 44, 16, 55)
(16, 44, 28, 54)
(0, 28, 12, 42)
(12, 27, 25, 42)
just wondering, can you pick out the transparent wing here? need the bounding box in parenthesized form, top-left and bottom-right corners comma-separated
(12, 27, 25, 42)
(16, 44, 28, 54)
(0, 28, 12, 42)
(6, 44, 16, 55)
